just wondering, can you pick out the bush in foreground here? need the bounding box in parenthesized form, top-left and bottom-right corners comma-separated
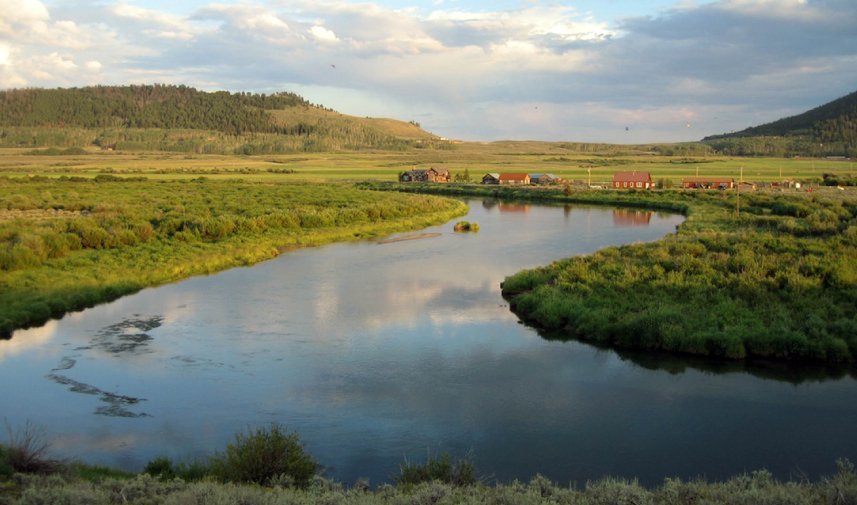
(208, 423, 318, 488)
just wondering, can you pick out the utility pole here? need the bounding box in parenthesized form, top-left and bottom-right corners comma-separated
(736, 167, 742, 217)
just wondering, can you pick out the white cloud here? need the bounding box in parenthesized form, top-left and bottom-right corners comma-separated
(310, 25, 338, 42)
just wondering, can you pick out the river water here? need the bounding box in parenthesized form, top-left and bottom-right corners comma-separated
(1, 199, 855, 486)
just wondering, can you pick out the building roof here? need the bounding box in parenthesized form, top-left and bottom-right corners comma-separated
(483, 173, 500, 179)
(613, 171, 652, 183)
(499, 173, 530, 182)
(681, 177, 735, 182)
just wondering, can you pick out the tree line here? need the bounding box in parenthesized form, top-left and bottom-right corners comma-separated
(0, 84, 309, 136)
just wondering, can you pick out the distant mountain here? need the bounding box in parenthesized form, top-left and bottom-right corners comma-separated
(703, 90, 857, 143)
(701, 90, 856, 157)
(0, 85, 444, 153)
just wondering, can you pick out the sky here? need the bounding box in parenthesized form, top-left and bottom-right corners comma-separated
(1, 0, 855, 143)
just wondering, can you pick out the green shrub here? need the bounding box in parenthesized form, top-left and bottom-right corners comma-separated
(143, 456, 176, 480)
(144, 456, 210, 482)
(208, 423, 317, 488)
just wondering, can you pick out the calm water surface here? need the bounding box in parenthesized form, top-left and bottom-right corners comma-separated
(2, 199, 856, 486)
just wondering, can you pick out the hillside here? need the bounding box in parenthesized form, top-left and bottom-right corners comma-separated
(701, 90, 857, 157)
(0, 85, 446, 153)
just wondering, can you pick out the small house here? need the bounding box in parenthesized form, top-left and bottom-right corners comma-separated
(482, 173, 501, 184)
(613, 171, 654, 189)
(530, 173, 563, 185)
(400, 169, 428, 182)
(427, 167, 450, 183)
(400, 167, 450, 183)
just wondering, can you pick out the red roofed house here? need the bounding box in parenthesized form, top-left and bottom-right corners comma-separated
(613, 171, 654, 190)
(498, 173, 531, 185)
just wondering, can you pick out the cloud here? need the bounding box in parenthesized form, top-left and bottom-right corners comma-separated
(0, 0, 855, 143)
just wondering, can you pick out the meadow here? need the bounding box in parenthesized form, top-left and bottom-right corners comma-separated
(1, 143, 855, 184)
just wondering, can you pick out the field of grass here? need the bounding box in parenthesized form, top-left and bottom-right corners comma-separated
(0, 176, 467, 337)
(2, 144, 855, 184)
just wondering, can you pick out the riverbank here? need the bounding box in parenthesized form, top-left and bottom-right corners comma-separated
(364, 182, 857, 364)
(0, 178, 468, 338)
(4, 464, 856, 504)
(2, 425, 855, 505)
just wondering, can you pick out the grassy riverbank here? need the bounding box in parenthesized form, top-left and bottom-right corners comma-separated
(2, 423, 856, 505)
(366, 182, 857, 363)
(0, 177, 467, 338)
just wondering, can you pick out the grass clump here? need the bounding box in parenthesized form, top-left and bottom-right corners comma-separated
(142, 456, 209, 482)
(394, 451, 479, 487)
(208, 423, 318, 488)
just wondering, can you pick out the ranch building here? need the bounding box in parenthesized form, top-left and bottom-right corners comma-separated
(613, 171, 654, 189)
(482, 173, 501, 184)
(399, 167, 450, 183)
(529, 173, 563, 185)
(498, 173, 531, 185)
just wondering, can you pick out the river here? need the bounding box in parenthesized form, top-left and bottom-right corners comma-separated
(1, 198, 855, 486)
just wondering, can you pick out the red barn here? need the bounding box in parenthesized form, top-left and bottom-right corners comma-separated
(613, 172, 654, 189)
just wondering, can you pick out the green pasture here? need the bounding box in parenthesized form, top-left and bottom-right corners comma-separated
(2, 144, 855, 184)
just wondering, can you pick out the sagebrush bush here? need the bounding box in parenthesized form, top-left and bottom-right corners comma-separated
(208, 423, 318, 488)
(3, 420, 65, 475)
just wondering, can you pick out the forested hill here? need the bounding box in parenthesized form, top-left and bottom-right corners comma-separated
(0, 85, 445, 153)
(703, 90, 857, 143)
(700, 90, 857, 157)
(0, 85, 311, 135)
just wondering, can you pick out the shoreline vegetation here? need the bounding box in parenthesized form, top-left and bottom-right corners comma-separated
(1, 423, 856, 504)
(361, 181, 857, 364)
(0, 177, 468, 338)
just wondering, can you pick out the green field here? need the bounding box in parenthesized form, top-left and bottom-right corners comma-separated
(1, 144, 854, 184)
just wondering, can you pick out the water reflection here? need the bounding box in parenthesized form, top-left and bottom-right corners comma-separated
(612, 208, 652, 226)
(540, 329, 857, 385)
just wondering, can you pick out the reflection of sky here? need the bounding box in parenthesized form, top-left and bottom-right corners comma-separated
(1, 201, 855, 487)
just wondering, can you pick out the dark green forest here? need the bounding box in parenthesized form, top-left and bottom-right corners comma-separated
(702, 90, 857, 158)
(0, 84, 309, 135)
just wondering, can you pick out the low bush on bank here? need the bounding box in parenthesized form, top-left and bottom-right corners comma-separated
(209, 424, 318, 488)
